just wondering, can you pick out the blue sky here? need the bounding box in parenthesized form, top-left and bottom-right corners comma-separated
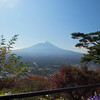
(0, 0, 100, 53)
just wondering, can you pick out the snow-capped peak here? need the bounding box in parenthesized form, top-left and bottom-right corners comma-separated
(40, 41, 48, 43)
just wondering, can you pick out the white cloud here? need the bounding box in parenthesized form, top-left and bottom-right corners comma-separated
(71, 46, 87, 53)
(11, 47, 22, 50)
(0, 0, 20, 8)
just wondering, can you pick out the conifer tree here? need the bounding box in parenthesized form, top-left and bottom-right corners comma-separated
(71, 31, 100, 64)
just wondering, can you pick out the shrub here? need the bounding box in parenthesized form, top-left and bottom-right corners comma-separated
(14, 76, 48, 92)
(49, 64, 100, 100)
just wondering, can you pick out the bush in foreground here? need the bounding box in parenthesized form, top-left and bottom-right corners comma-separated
(0, 65, 100, 100)
(49, 64, 100, 100)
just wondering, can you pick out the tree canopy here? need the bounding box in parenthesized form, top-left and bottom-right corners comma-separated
(71, 31, 100, 64)
(0, 34, 29, 78)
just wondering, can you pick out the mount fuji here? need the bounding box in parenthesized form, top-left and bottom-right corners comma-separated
(13, 41, 83, 67)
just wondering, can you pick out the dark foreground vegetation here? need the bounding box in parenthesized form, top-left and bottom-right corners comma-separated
(0, 65, 100, 100)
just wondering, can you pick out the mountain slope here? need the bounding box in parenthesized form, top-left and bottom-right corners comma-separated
(14, 41, 82, 55)
(13, 41, 83, 67)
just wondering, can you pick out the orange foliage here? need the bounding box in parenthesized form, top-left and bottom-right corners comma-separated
(14, 76, 48, 92)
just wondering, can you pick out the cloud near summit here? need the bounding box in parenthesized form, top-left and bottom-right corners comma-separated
(0, 0, 20, 8)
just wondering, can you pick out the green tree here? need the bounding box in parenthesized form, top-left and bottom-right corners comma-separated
(0, 34, 29, 78)
(71, 31, 100, 64)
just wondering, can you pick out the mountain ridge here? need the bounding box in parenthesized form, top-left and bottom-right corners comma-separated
(14, 41, 81, 54)
(13, 41, 83, 67)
